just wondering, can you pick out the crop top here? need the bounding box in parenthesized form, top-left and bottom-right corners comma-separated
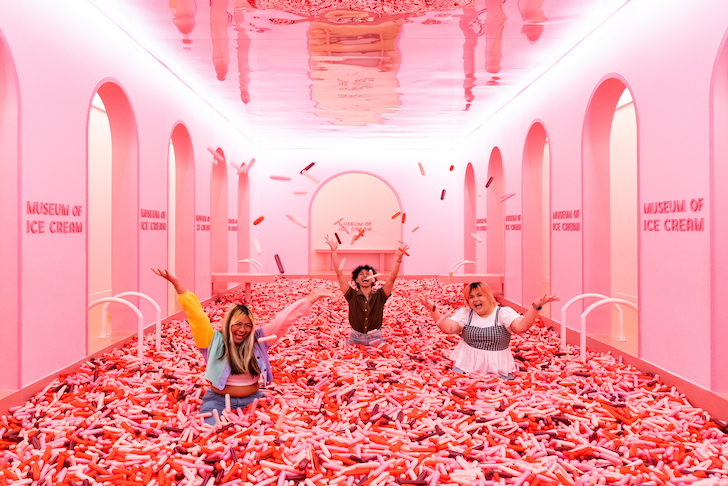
(226, 373, 259, 386)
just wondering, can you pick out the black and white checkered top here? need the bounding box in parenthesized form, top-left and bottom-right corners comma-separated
(460, 307, 512, 351)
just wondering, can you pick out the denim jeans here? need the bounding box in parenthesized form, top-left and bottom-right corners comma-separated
(199, 388, 263, 425)
(347, 328, 385, 346)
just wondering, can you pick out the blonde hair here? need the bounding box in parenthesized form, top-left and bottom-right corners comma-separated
(219, 304, 261, 376)
(462, 282, 497, 308)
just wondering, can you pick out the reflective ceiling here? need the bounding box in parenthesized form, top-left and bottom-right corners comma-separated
(89, 0, 628, 149)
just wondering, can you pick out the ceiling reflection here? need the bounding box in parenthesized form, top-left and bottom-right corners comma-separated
(94, 0, 626, 147)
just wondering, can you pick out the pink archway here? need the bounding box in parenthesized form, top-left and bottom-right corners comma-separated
(211, 148, 228, 293)
(521, 122, 549, 307)
(88, 81, 140, 337)
(463, 163, 476, 273)
(0, 32, 20, 392)
(486, 147, 505, 275)
(582, 76, 640, 340)
(710, 30, 728, 393)
(169, 123, 195, 305)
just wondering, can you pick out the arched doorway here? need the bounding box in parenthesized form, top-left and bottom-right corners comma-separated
(582, 77, 638, 353)
(309, 172, 401, 275)
(463, 163, 476, 274)
(711, 34, 728, 393)
(210, 148, 228, 293)
(237, 161, 251, 271)
(522, 123, 551, 317)
(486, 147, 505, 275)
(0, 33, 19, 392)
(168, 124, 195, 313)
(87, 82, 139, 354)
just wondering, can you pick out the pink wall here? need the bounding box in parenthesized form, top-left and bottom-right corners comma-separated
(455, 0, 728, 389)
(0, 1, 254, 388)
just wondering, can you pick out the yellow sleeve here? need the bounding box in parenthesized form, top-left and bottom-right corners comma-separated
(177, 291, 215, 348)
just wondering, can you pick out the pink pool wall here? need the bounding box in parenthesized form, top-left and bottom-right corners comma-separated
(2, 0, 728, 401)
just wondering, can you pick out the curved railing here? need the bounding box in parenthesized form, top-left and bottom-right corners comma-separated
(89, 297, 145, 359)
(560, 293, 616, 350)
(579, 298, 638, 363)
(239, 259, 263, 272)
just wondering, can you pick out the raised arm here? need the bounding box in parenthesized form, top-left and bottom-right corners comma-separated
(152, 268, 187, 294)
(152, 268, 214, 348)
(415, 294, 461, 334)
(263, 288, 336, 338)
(509, 294, 560, 334)
(382, 244, 409, 296)
(325, 235, 351, 293)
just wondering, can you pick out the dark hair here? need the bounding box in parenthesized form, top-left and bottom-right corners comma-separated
(352, 265, 376, 289)
(462, 282, 496, 308)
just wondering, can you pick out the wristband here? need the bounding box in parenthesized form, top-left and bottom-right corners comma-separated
(431, 304, 436, 312)
(532, 302, 542, 311)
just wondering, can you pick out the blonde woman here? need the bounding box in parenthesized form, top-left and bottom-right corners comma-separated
(153, 269, 334, 424)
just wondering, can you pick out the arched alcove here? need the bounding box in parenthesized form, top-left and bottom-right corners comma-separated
(582, 77, 639, 350)
(210, 148, 228, 293)
(463, 163, 476, 273)
(711, 32, 728, 393)
(87, 82, 139, 353)
(237, 163, 251, 271)
(0, 33, 20, 393)
(168, 124, 195, 313)
(522, 122, 550, 315)
(310, 172, 401, 275)
(486, 148, 505, 275)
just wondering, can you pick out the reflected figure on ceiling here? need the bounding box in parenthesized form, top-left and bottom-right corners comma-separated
(484, 0, 506, 74)
(308, 11, 402, 126)
(459, 1, 481, 109)
(170, 0, 197, 43)
(211, 0, 230, 81)
(518, 0, 547, 43)
(234, 0, 253, 103)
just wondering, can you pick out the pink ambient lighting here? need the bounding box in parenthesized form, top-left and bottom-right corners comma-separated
(89, 0, 623, 149)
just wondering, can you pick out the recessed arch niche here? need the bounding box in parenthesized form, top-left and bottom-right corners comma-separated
(168, 124, 195, 313)
(521, 122, 550, 316)
(711, 32, 728, 393)
(486, 147, 505, 275)
(0, 32, 19, 392)
(310, 172, 401, 275)
(211, 148, 228, 293)
(236, 160, 251, 271)
(87, 82, 139, 354)
(582, 77, 638, 352)
(463, 163, 476, 273)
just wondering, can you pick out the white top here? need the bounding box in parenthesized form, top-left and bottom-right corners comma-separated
(448, 306, 521, 376)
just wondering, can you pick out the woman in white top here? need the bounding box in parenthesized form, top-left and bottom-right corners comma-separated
(418, 282, 558, 379)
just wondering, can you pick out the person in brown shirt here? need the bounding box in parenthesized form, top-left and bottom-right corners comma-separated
(325, 235, 409, 346)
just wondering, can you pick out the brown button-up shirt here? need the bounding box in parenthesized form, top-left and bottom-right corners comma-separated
(344, 287, 390, 333)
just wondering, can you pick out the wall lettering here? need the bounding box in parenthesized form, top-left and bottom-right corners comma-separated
(140, 208, 167, 231)
(25, 201, 84, 234)
(642, 197, 704, 233)
(475, 218, 486, 231)
(196, 214, 210, 231)
(340, 221, 373, 233)
(505, 214, 521, 231)
(552, 208, 581, 232)
(228, 218, 238, 231)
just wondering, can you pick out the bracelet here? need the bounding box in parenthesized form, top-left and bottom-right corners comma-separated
(397, 259, 403, 263)
(431, 304, 436, 312)
(532, 302, 542, 311)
